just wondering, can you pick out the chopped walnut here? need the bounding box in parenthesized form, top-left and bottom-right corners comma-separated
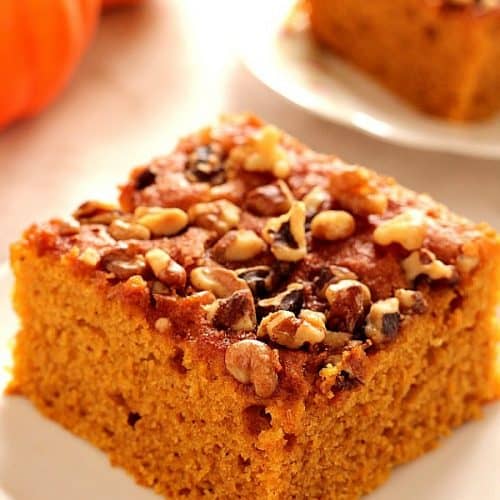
(188, 199, 241, 236)
(311, 210, 356, 241)
(325, 279, 371, 332)
(185, 144, 226, 185)
(225, 339, 281, 398)
(257, 309, 327, 349)
(145, 248, 186, 290)
(257, 283, 304, 319)
(233, 125, 291, 179)
(108, 219, 151, 241)
(135, 207, 188, 237)
(364, 298, 401, 344)
(329, 166, 388, 216)
(314, 265, 358, 298)
(373, 209, 427, 251)
(302, 187, 330, 217)
(402, 248, 455, 282)
(103, 254, 147, 280)
(245, 180, 293, 217)
(395, 289, 428, 314)
(73, 200, 120, 225)
(78, 247, 101, 267)
(204, 289, 256, 332)
(236, 266, 276, 299)
(211, 229, 267, 262)
(190, 266, 248, 298)
(262, 201, 307, 262)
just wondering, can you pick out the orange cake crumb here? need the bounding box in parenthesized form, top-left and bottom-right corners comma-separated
(8, 114, 500, 498)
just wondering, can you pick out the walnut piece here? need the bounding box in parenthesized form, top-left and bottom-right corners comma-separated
(190, 266, 248, 298)
(236, 125, 291, 179)
(204, 289, 256, 332)
(225, 339, 280, 398)
(236, 266, 276, 299)
(329, 166, 387, 216)
(314, 265, 358, 298)
(364, 298, 401, 344)
(262, 201, 307, 262)
(402, 248, 455, 282)
(311, 210, 356, 241)
(395, 289, 428, 314)
(135, 207, 188, 237)
(73, 200, 120, 225)
(302, 187, 330, 216)
(257, 309, 326, 349)
(212, 229, 267, 262)
(145, 248, 186, 290)
(188, 199, 241, 236)
(373, 209, 427, 251)
(325, 279, 372, 332)
(185, 144, 226, 185)
(108, 219, 151, 241)
(257, 283, 304, 319)
(103, 254, 147, 280)
(245, 180, 293, 217)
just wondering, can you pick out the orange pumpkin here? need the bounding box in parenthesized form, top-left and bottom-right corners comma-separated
(0, 0, 101, 129)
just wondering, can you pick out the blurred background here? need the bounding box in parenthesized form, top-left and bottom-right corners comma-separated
(0, 0, 498, 263)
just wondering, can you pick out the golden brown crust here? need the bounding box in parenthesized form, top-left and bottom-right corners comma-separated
(17, 114, 499, 401)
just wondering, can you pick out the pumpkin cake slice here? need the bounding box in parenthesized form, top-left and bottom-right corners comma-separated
(8, 114, 500, 499)
(308, 0, 500, 121)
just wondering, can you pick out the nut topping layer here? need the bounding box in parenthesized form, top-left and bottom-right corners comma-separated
(34, 114, 488, 400)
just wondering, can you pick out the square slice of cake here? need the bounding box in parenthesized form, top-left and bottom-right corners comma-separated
(308, 0, 500, 121)
(8, 114, 500, 499)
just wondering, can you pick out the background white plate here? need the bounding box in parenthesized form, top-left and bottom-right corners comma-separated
(0, 263, 499, 499)
(240, 0, 500, 159)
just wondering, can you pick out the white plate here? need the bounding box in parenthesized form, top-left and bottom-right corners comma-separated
(239, 0, 500, 159)
(0, 262, 499, 499)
